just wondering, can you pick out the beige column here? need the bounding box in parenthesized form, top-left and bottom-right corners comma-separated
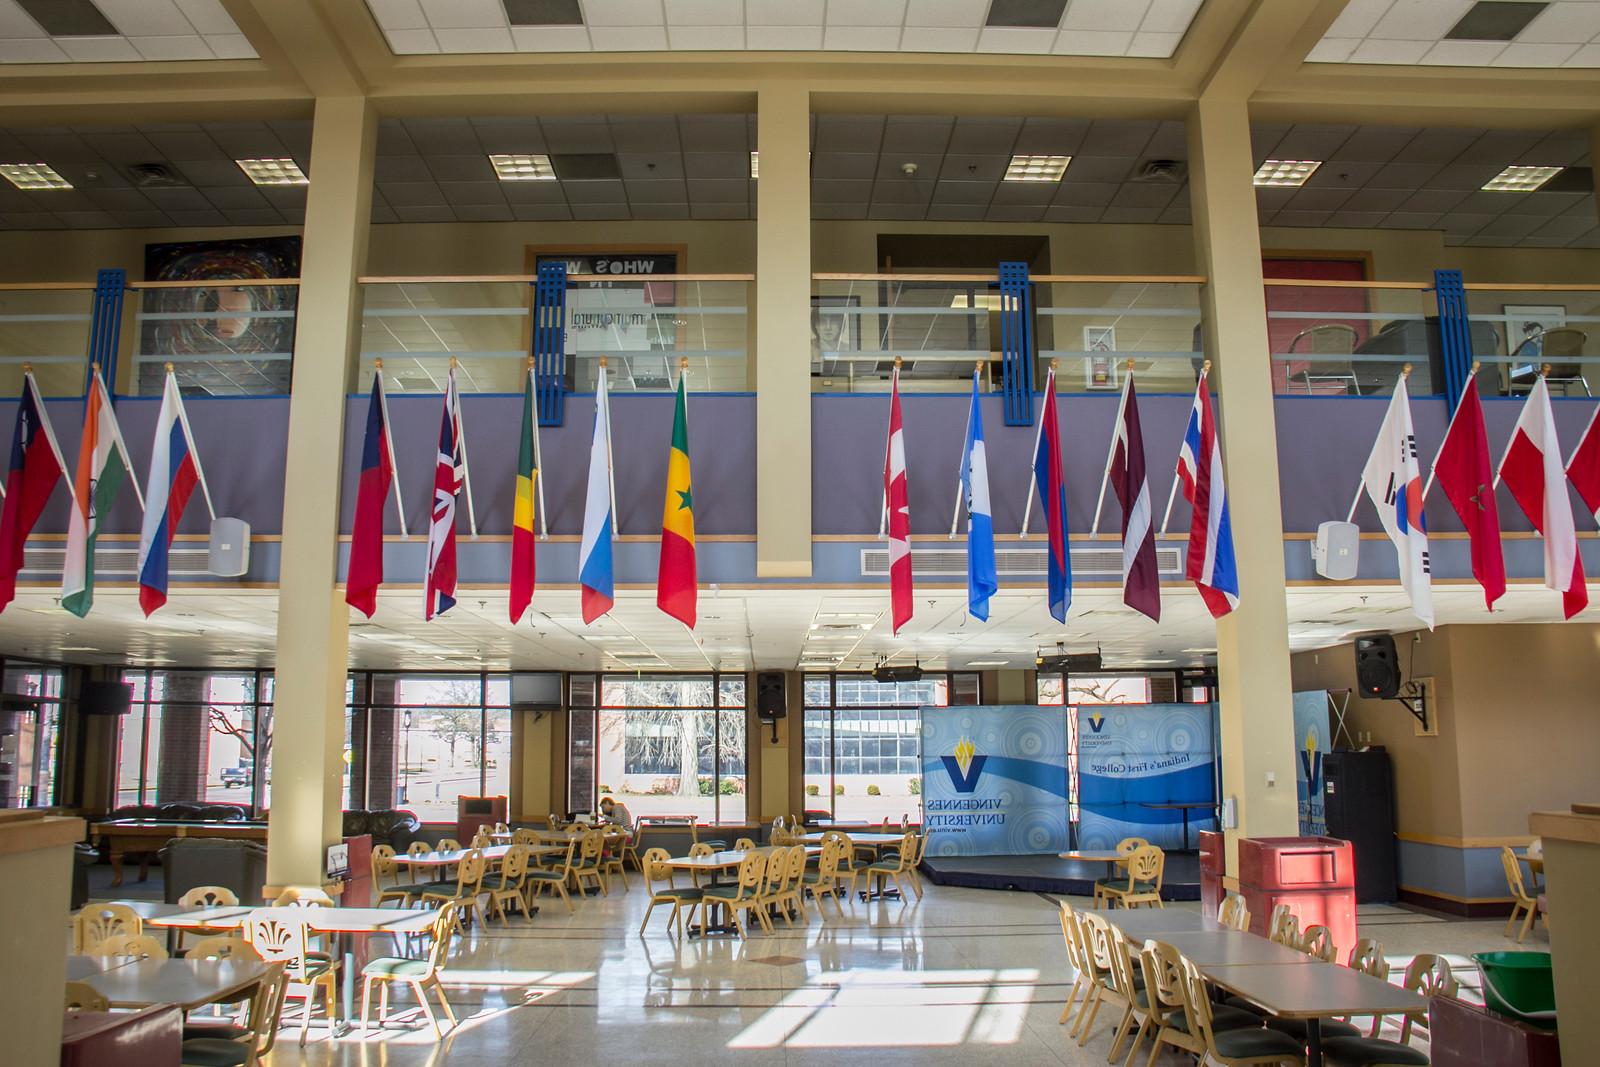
(1, 816, 82, 1063)
(266, 96, 376, 893)
(755, 83, 813, 578)
(1186, 95, 1299, 874)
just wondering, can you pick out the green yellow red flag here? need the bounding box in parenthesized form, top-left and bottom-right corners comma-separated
(657, 364, 696, 626)
(509, 362, 538, 623)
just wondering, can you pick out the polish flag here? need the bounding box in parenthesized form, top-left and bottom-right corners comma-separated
(1498, 377, 1586, 618)
(884, 364, 913, 634)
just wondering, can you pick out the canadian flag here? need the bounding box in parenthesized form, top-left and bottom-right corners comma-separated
(1498, 378, 1587, 618)
(883, 364, 913, 634)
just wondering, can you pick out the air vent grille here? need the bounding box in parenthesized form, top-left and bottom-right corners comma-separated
(22, 546, 212, 576)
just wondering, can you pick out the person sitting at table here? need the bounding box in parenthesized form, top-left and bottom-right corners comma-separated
(599, 796, 634, 832)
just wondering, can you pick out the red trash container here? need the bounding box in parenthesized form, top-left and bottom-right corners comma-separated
(1198, 830, 1225, 920)
(1237, 836, 1357, 956)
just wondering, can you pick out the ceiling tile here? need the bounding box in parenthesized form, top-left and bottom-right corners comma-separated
(173, 159, 250, 185)
(824, 25, 903, 49)
(1492, 42, 1580, 67)
(663, 0, 742, 25)
(1053, 29, 1132, 55)
(745, 0, 824, 25)
(686, 177, 749, 202)
(683, 151, 746, 178)
(630, 202, 689, 219)
(678, 115, 748, 152)
(898, 26, 979, 49)
(510, 26, 591, 49)
(539, 118, 614, 153)
(668, 24, 743, 46)
(938, 153, 1007, 181)
(393, 204, 456, 222)
(811, 153, 878, 179)
(903, 0, 986, 28)
(200, 186, 267, 210)
(926, 203, 988, 221)
(56, 36, 140, 61)
(94, 0, 194, 36)
(452, 203, 514, 221)
(510, 203, 573, 220)
(813, 117, 885, 154)
(418, 0, 506, 29)
(689, 202, 749, 218)
(1347, 38, 1430, 64)
(976, 26, 1056, 52)
(1370, 0, 1471, 41)
(813, 178, 875, 203)
(623, 178, 687, 203)
(377, 181, 448, 206)
(589, 25, 669, 49)
(438, 180, 510, 205)
(928, 179, 993, 205)
(1057, 155, 1134, 183)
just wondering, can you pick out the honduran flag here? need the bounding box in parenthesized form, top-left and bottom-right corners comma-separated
(959, 368, 996, 621)
(1176, 368, 1239, 618)
(1032, 364, 1072, 623)
(346, 367, 404, 619)
(579, 362, 615, 624)
(0, 371, 72, 612)
(137, 370, 211, 617)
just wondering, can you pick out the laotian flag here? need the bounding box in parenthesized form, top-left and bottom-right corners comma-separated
(0, 372, 70, 612)
(1032, 365, 1072, 623)
(579, 363, 615, 623)
(137, 371, 208, 617)
(346, 369, 401, 618)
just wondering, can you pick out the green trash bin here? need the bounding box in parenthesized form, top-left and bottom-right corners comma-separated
(1471, 951, 1557, 1030)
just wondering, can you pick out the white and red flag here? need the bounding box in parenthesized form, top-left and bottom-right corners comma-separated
(883, 362, 913, 634)
(1498, 377, 1586, 618)
(1564, 401, 1600, 523)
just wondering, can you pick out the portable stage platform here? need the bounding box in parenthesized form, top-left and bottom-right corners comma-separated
(920, 852, 1202, 900)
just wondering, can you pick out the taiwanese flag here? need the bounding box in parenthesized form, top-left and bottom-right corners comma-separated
(509, 364, 539, 624)
(1032, 365, 1072, 622)
(0, 373, 69, 611)
(1431, 376, 1504, 610)
(346, 370, 399, 618)
(657, 368, 697, 627)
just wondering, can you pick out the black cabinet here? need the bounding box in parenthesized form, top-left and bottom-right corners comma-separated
(1323, 749, 1398, 904)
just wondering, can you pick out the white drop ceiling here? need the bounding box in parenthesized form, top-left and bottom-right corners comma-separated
(1310, 0, 1600, 68)
(0, 582, 1583, 671)
(365, 0, 1204, 58)
(0, 0, 255, 63)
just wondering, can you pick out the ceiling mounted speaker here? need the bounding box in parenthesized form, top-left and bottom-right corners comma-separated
(1312, 521, 1359, 580)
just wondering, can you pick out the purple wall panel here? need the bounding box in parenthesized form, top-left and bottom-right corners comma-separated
(338, 393, 757, 537)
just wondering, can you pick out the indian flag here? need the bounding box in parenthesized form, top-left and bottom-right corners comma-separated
(656, 365, 696, 627)
(62, 369, 140, 617)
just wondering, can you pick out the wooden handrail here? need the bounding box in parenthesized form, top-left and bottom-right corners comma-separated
(357, 273, 754, 284)
(812, 272, 1206, 284)
(127, 278, 301, 289)
(1262, 279, 1431, 290)
(0, 282, 98, 291)
(1462, 282, 1600, 293)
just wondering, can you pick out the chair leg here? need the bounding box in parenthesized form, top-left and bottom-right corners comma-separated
(639, 901, 657, 936)
(1107, 1005, 1135, 1062)
(1076, 989, 1104, 1046)
(299, 992, 311, 1047)
(413, 979, 440, 1038)
(431, 975, 457, 1030)
(1519, 902, 1536, 943)
(1059, 977, 1084, 1025)
(1505, 903, 1521, 938)
(359, 978, 374, 1037)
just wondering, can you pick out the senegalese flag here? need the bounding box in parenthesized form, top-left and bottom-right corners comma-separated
(657, 367, 696, 627)
(63, 367, 141, 617)
(509, 363, 538, 624)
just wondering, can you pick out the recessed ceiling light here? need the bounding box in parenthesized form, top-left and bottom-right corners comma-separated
(235, 158, 308, 186)
(1005, 154, 1072, 182)
(0, 163, 71, 190)
(490, 153, 557, 181)
(1482, 165, 1562, 192)
(1253, 160, 1322, 187)
(965, 660, 1010, 667)
(749, 151, 758, 179)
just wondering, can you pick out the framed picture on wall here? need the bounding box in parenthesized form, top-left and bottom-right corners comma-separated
(811, 295, 860, 370)
(1504, 304, 1567, 360)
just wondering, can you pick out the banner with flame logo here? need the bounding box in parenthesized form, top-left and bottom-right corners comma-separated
(921, 706, 1068, 857)
(1293, 690, 1330, 835)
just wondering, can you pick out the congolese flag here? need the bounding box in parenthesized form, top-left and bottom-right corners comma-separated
(63, 368, 140, 617)
(657, 367, 696, 627)
(509, 363, 538, 624)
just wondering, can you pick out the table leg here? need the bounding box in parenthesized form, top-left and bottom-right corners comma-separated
(1181, 809, 1190, 851)
(341, 931, 356, 1035)
(1305, 1016, 1322, 1067)
(108, 847, 124, 887)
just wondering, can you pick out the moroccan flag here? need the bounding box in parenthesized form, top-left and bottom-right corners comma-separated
(1432, 376, 1504, 611)
(657, 369, 697, 627)
(346, 369, 402, 619)
(509, 364, 539, 624)
(63, 368, 140, 618)
(0, 371, 71, 612)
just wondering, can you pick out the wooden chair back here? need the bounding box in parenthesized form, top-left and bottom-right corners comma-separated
(1217, 892, 1249, 931)
(246, 961, 290, 1056)
(1140, 939, 1194, 1028)
(179, 885, 240, 909)
(437, 838, 461, 852)
(272, 885, 335, 907)
(579, 829, 604, 863)
(763, 847, 788, 894)
(1501, 846, 1534, 902)
(688, 842, 714, 859)
(64, 982, 109, 1012)
(101, 933, 168, 959)
(784, 844, 808, 884)
(641, 847, 674, 893)
(1126, 845, 1162, 884)
(1268, 903, 1299, 945)
(419, 902, 461, 978)
(74, 903, 141, 953)
(730, 851, 766, 899)
(500, 843, 530, 882)
(188, 934, 262, 961)
(1299, 923, 1337, 962)
(1178, 956, 1226, 1055)
(1115, 837, 1149, 857)
(512, 828, 540, 847)
(734, 837, 757, 851)
(407, 841, 432, 858)
(470, 830, 492, 850)
(455, 848, 488, 893)
(1348, 938, 1389, 980)
(244, 908, 315, 983)
(1399, 954, 1457, 1042)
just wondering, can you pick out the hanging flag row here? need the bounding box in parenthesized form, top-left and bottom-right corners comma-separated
(345, 356, 702, 629)
(1353, 364, 1600, 625)
(889, 356, 1240, 634)
(0, 364, 211, 618)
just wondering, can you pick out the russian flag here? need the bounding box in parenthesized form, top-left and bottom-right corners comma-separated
(137, 372, 207, 617)
(579, 363, 615, 623)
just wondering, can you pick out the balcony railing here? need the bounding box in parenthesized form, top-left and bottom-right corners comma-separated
(356, 274, 753, 393)
(0, 283, 94, 397)
(1461, 283, 1600, 398)
(131, 278, 301, 396)
(1264, 279, 1438, 396)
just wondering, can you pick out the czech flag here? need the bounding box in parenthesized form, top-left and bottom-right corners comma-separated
(0, 371, 71, 612)
(137, 371, 209, 617)
(657, 366, 696, 627)
(346, 368, 402, 618)
(579, 363, 615, 623)
(1032, 365, 1072, 622)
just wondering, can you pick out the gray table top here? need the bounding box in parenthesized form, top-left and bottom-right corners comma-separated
(77, 957, 269, 1011)
(65, 955, 138, 980)
(1137, 930, 1315, 967)
(1200, 961, 1429, 1019)
(665, 847, 821, 869)
(1059, 850, 1125, 862)
(148, 904, 440, 934)
(392, 844, 515, 866)
(800, 832, 906, 845)
(1096, 908, 1219, 935)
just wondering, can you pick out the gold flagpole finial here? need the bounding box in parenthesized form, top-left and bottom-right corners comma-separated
(448, 356, 458, 370)
(525, 355, 535, 369)
(1050, 358, 1059, 371)
(1402, 363, 1413, 378)
(90, 361, 100, 372)
(1542, 362, 1552, 377)
(21, 362, 31, 374)
(164, 361, 174, 372)
(1201, 359, 1212, 374)
(1125, 358, 1135, 371)
(679, 356, 689, 369)
(894, 356, 903, 368)
(1470, 360, 1481, 374)
(374, 357, 383, 370)
(599, 355, 608, 369)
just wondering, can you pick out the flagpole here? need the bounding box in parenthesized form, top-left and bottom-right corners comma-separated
(1495, 364, 1550, 490)
(529, 358, 548, 540)
(164, 364, 216, 521)
(880, 358, 900, 539)
(1348, 364, 1411, 520)
(1422, 361, 1478, 504)
(373, 360, 407, 538)
(22, 366, 78, 513)
(1089, 360, 1135, 536)
(1020, 361, 1056, 538)
(601, 356, 618, 542)
(1160, 360, 1208, 535)
(96, 366, 144, 512)
(950, 362, 981, 539)
(449, 359, 478, 537)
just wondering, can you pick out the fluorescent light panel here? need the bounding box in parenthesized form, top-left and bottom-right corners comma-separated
(1004, 154, 1071, 182)
(490, 153, 557, 181)
(750, 151, 758, 178)
(235, 158, 308, 186)
(1253, 160, 1322, 187)
(1482, 165, 1561, 192)
(0, 163, 71, 190)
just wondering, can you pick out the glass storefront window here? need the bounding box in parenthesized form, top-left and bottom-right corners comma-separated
(0, 663, 64, 808)
(594, 673, 746, 825)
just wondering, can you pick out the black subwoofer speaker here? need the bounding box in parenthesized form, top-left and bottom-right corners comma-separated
(756, 671, 787, 720)
(1354, 635, 1400, 699)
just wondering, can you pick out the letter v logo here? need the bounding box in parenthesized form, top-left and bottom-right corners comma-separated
(940, 754, 988, 793)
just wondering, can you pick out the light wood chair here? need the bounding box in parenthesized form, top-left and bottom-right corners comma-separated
(525, 837, 579, 914)
(1323, 955, 1454, 1066)
(1055, 902, 1092, 1031)
(1218, 891, 1251, 932)
(1345, 938, 1391, 1036)
(1180, 955, 1308, 1066)
(485, 844, 534, 925)
(244, 908, 339, 1046)
(1094, 837, 1150, 908)
(733, 837, 757, 851)
(64, 982, 109, 1012)
(272, 885, 336, 907)
(701, 851, 768, 938)
(359, 901, 461, 1039)
(823, 831, 863, 899)
(801, 840, 847, 916)
(469, 830, 492, 850)
(600, 828, 630, 892)
(862, 831, 918, 900)
(571, 829, 608, 896)
(752, 848, 789, 931)
(187, 935, 262, 962)
(778, 844, 809, 923)
(1297, 923, 1338, 962)
(418, 848, 487, 931)
(73, 902, 141, 954)
(902, 832, 929, 899)
(1501, 846, 1542, 943)
(638, 847, 703, 937)
(1100, 921, 1158, 1063)
(1265, 924, 1364, 1042)
(402, 841, 432, 884)
(1096, 845, 1165, 909)
(1268, 904, 1300, 945)
(179, 885, 240, 909)
(371, 845, 418, 908)
(1072, 911, 1136, 1049)
(178, 959, 288, 1064)
(100, 932, 169, 959)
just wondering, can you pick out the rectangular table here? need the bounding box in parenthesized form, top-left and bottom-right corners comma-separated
(77, 957, 269, 1011)
(1199, 961, 1428, 1067)
(1097, 908, 1221, 936)
(89, 820, 268, 886)
(66, 954, 139, 980)
(1137, 929, 1314, 967)
(800, 832, 905, 847)
(391, 844, 517, 871)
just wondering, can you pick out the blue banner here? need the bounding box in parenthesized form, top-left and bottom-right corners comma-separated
(1294, 690, 1330, 835)
(1076, 703, 1218, 851)
(920, 705, 1068, 857)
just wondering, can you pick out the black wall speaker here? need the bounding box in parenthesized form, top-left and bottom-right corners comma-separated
(1354, 635, 1401, 699)
(756, 671, 787, 720)
(81, 681, 134, 716)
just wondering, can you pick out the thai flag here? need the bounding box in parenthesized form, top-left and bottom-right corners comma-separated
(423, 368, 464, 621)
(1032, 366, 1071, 622)
(579, 363, 615, 623)
(137, 372, 208, 617)
(1176, 371, 1239, 618)
(959, 370, 996, 621)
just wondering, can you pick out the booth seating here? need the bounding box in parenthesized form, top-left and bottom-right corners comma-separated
(111, 802, 252, 822)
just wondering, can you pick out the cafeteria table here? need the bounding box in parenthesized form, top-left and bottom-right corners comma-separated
(1096, 907, 1219, 936)
(1139, 929, 1313, 967)
(1198, 960, 1428, 1067)
(1138, 801, 1217, 851)
(76, 956, 269, 1012)
(663, 848, 821, 936)
(66, 954, 140, 980)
